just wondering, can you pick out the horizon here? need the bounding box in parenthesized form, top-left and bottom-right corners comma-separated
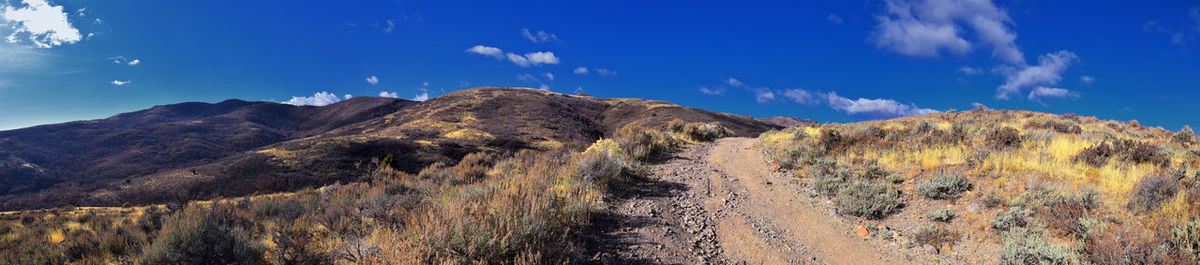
(1, 0, 1197, 131)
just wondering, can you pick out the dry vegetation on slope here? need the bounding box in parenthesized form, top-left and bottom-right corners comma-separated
(0, 121, 733, 264)
(760, 108, 1200, 263)
(0, 87, 776, 211)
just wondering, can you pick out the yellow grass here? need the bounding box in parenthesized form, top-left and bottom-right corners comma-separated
(443, 128, 495, 142)
(47, 229, 64, 243)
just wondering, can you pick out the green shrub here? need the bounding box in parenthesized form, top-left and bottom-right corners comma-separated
(1170, 221, 1200, 261)
(835, 180, 900, 220)
(991, 207, 1029, 231)
(1128, 175, 1179, 214)
(915, 174, 971, 200)
(574, 148, 626, 189)
(1000, 229, 1083, 265)
(926, 209, 955, 222)
(814, 166, 852, 197)
(140, 204, 264, 265)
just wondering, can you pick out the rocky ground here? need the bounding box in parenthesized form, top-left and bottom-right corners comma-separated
(584, 138, 1001, 264)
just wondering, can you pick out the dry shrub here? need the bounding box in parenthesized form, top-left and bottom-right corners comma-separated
(912, 225, 958, 251)
(1170, 221, 1200, 262)
(1173, 125, 1194, 145)
(684, 122, 733, 142)
(452, 152, 497, 182)
(1129, 175, 1180, 214)
(926, 209, 955, 222)
(1026, 120, 1083, 134)
(616, 125, 678, 162)
(140, 203, 264, 265)
(1074, 142, 1115, 167)
(987, 127, 1023, 149)
(1040, 189, 1098, 237)
(1085, 226, 1183, 264)
(1113, 139, 1171, 167)
(818, 128, 843, 153)
(991, 207, 1030, 231)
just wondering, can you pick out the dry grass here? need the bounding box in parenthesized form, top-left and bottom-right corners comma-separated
(759, 109, 1199, 263)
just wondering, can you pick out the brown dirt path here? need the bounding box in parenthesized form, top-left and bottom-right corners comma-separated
(584, 138, 907, 264)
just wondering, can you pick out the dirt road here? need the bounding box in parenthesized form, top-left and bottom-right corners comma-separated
(586, 138, 906, 264)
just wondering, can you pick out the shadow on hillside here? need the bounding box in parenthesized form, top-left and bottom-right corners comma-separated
(577, 169, 691, 264)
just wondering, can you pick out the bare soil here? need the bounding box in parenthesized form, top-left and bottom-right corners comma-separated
(584, 138, 996, 264)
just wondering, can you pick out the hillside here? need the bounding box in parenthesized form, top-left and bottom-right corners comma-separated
(0, 87, 779, 210)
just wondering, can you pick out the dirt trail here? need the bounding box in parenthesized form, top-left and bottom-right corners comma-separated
(586, 138, 903, 264)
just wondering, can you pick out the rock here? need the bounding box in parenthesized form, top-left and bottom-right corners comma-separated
(966, 203, 982, 213)
(856, 226, 870, 237)
(922, 244, 938, 254)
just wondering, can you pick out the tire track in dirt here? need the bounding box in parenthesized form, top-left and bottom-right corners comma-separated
(585, 138, 899, 264)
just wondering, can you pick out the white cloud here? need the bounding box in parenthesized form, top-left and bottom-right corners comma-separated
(282, 91, 342, 106)
(573, 67, 588, 74)
(782, 88, 818, 105)
(827, 14, 844, 25)
(873, 0, 1023, 64)
(384, 19, 395, 34)
(516, 73, 538, 82)
(996, 50, 1078, 100)
(523, 51, 559, 65)
(378, 91, 398, 98)
(468, 45, 559, 67)
(366, 75, 379, 85)
(699, 86, 724, 95)
(726, 77, 744, 87)
(1080, 75, 1095, 85)
(1027, 87, 1076, 104)
(505, 53, 530, 67)
(958, 66, 982, 75)
(825, 91, 939, 118)
(465, 45, 504, 58)
(110, 80, 129, 86)
(593, 68, 616, 77)
(126, 59, 140, 66)
(753, 89, 775, 103)
(520, 28, 559, 43)
(344, 94, 352, 99)
(412, 92, 429, 101)
(544, 72, 554, 81)
(538, 84, 550, 91)
(1, 0, 82, 48)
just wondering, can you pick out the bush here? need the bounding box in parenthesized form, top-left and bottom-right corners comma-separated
(616, 126, 677, 162)
(915, 174, 971, 200)
(987, 127, 1023, 149)
(668, 119, 686, 134)
(140, 204, 264, 265)
(1173, 125, 1195, 145)
(991, 207, 1029, 231)
(1113, 139, 1170, 167)
(1170, 221, 1200, 262)
(1128, 175, 1180, 214)
(1001, 229, 1083, 265)
(453, 152, 496, 182)
(1073, 143, 1115, 167)
(913, 225, 957, 251)
(683, 122, 732, 142)
(1041, 189, 1098, 236)
(574, 147, 627, 189)
(1086, 226, 1178, 264)
(835, 180, 901, 220)
(926, 209, 955, 222)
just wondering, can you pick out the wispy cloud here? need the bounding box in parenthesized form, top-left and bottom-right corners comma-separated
(825, 91, 939, 118)
(1, 0, 82, 48)
(467, 45, 559, 67)
(573, 66, 616, 77)
(698, 86, 724, 95)
(126, 59, 140, 66)
(1143, 8, 1200, 48)
(958, 66, 982, 75)
(521, 28, 559, 43)
(366, 75, 379, 85)
(1027, 86, 1076, 105)
(283, 91, 342, 106)
(826, 14, 844, 25)
(996, 50, 1078, 100)
(110, 80, 130, 86)
(782, 89, 818, 105)
(573, 67, 588, 74)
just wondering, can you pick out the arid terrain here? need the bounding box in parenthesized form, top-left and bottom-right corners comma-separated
(1, 88, 1198, 264)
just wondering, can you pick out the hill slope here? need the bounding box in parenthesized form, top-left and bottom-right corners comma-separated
(0, 87, 779, 210)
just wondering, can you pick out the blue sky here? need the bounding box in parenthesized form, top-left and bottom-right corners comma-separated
(0, 0, 1197, 131)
